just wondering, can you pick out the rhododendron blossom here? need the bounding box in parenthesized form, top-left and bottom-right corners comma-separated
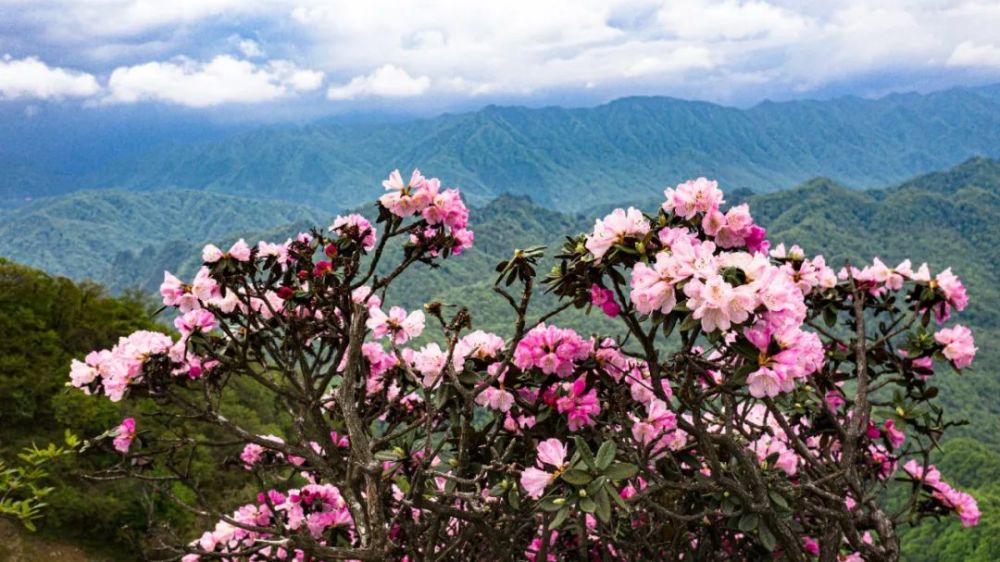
(366, 306, 425, 344)
(513, 324, 591, 378)
(330, 213, 377, 251)
(112, 417, 136, 453)
(585, 207, 649, 261)
(934, 324, 977, 369)
(66, 169, 981, 561)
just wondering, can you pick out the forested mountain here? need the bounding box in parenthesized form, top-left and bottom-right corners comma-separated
(0, 189, 328, 282)
(4, 85, 1000, 212)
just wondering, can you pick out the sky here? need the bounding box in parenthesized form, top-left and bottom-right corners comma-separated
(2, 0, 1000, 120)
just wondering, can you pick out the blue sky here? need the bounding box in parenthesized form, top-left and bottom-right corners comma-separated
(2, 0, 1000, 119)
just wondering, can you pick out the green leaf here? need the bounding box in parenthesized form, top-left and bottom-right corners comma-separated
(768, 490, 789, 510)
(574, 437, 596, 470)
(758, 521, 777, 551)
(540, 498, 564, 512)
(579, 497, 597, 513)
(508, 489, 521, 510)
(604, 462, 638, 481)
(610, 484, 628, 509)
(560, 469, 593, 486)
(738, 512, 758, 532)
(550, 507, 569, 529)
(595, 488, 612, 523)
(595, 441, 617, 470)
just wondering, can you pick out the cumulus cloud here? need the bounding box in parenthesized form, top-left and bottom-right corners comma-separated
(3, 1, 1000, 108)
(238, 38, 265, 59)
(948, 41, 1000, 68)
(623, 47, 714, 77)
(0, 55, 101, 100)
(327, 64, 430, 100)
(656, 0, 812, 41)
(105, 55, 323, 107)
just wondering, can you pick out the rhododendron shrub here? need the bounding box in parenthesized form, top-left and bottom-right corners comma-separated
(69, 171, 979, 561)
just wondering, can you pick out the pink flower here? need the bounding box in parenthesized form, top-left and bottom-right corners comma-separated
(883, 419, 905, 449)
(513, 324, 591, 378)
(423, 188, 469, 230)
(747, 367, 783, 398)
(380, 169, 436, 217)
(202, 239, 251, 263)
(585, 207, 650, 261)
(366, 306, 425, 344)
(663, 177, 724, 219)
(112, 417, 136, 453)
(683, 275, 754, 333)
(451, 227, 475, 254)
(536, 439, 568, 468)
(408, 343, 447, 388)
(257, 239, 290, 263)
(934, 325, 976, 369)
(589, 284, 620, 317)
(240, 443, 265, 469)
(932, 268, 969, 322)
(453, 330, 505, 370)
(935, 485, 980, 527)
(631, 399, 677, 445)
(330, 214, 377, 251)
(553, 376, 601, 430)
(175, 309, 218, 337)
(802, 536, 820, 556)
(228, 239, 251, 261)
(520, 467, 554, 500)
(520, 439, 568, 500)
(902, 459, 941, 486)
(69, 351, 103, 389)
(202, 243, 224, 263)
(629, 253, 682, 315)
(475, 387, 515, 412)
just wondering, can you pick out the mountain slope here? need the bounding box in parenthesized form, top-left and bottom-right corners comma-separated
(0, 189, 329, 282)
(14, 84, 996, 212)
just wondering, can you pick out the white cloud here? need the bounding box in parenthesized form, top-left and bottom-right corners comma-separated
(4, 0, 258, 39)
(947, 41, 1000, 68)
(238, 38, 265, 59)
(105, 55, 324, 107)
(327, 64, 430, 100)
(656, 0, 811, 41)
(624, 47, 714, 77)
(4, 1, 1000, 108)
(0, 55, 101, 100)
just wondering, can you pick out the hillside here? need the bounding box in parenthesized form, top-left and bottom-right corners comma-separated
(0, 189, 328, 282)
(5, 86, 1000, 213)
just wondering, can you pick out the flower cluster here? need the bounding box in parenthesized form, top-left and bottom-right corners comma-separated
(184, 483, 353, 561)
(513, 324, 592, 378)
(112, 417, 136, 453)
(903, 460, 981, 527)
(382, 168, 473, 255)
(585, 207, 649, 262)
(330, 213, 377, 251)
(69, 330, 174, 401)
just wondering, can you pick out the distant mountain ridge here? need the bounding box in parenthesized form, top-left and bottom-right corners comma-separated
(4, 84, 1000, 212)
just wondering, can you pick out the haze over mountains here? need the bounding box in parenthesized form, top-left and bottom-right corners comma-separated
(3, 83, 1000, 212)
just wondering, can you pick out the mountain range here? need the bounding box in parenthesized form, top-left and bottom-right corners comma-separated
(4, 84, 1000, 212)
